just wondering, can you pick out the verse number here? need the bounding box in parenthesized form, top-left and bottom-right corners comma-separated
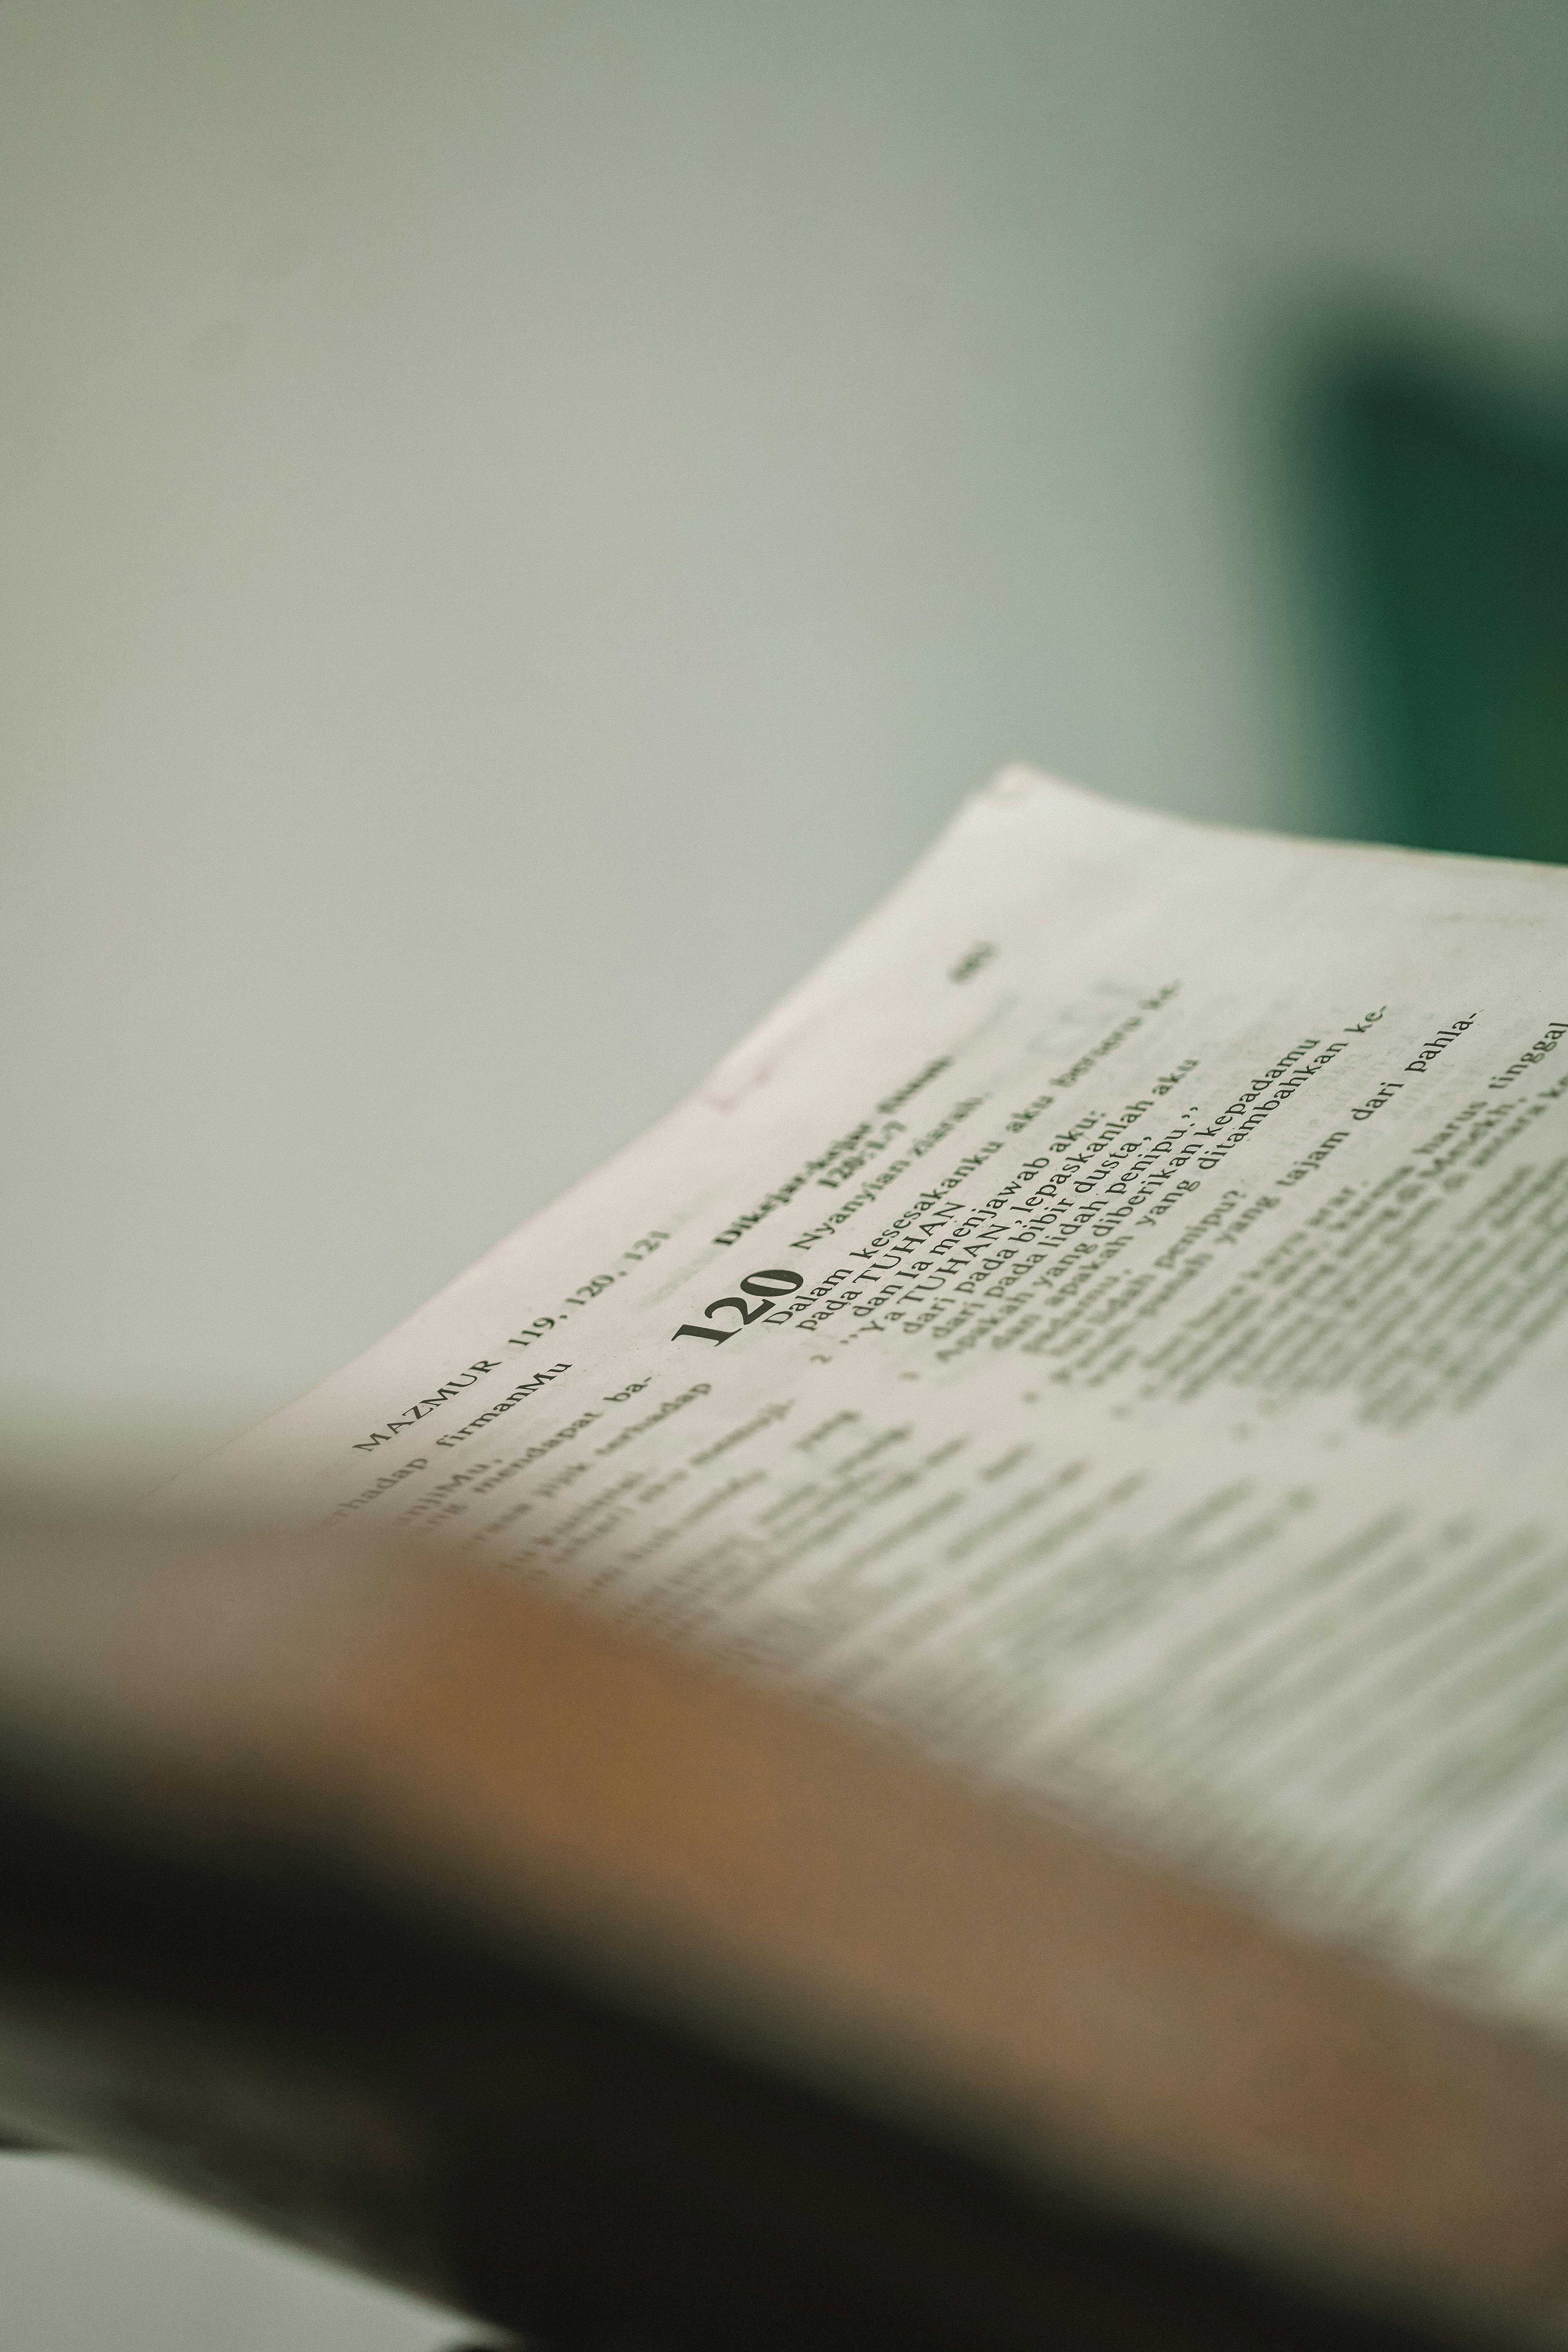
(673, 1268, 802, 1344)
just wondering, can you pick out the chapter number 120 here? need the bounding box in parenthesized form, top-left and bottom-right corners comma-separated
(672, 1268, 802, 1344)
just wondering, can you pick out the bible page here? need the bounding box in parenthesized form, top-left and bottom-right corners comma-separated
(167, 769, 1568, 2036)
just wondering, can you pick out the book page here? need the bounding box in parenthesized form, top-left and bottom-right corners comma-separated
(168, 769, 1568, 2038)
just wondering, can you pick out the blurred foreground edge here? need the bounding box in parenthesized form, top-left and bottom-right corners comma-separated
(2, 1511, 1565, 2351)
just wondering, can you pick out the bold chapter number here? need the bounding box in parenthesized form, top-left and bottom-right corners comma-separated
(673, 1267, 802, 1343)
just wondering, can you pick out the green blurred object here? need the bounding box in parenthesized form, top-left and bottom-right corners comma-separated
(1327, 352, 1568, 863)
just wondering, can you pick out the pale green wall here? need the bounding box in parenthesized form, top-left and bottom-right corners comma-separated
(3, 6, 1568, 2344)
(0, 2156, 465, 2351)
(6, 0, 1568, 1477)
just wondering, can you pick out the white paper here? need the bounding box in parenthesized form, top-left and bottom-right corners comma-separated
(169, 769, 1568, 2034)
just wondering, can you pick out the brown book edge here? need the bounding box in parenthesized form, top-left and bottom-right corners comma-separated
(3, 1510, 1567, 2348)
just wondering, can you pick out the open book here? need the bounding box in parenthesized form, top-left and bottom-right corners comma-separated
(9, 769, 1568, 2347)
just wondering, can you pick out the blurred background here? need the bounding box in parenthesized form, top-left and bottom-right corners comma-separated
(2, 3, 1566, 2345)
